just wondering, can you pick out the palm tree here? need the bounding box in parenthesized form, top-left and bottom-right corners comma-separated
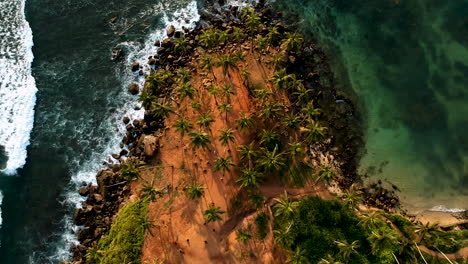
(237, 168, 263, 189)
(236, 112, 254, 131)
(301, 103, 321, 119)
(231, 27, 246, 42)
(218, 103, 232, 119)
(267, 27, 282, 46)
(414, 222, 440, 243)
(176, 82, 195, 99)
(85, 247, 102, 264)
(197, 113, 214, 129)
(273, 191, 298, 218)
(335, 240, 360, 260)
(244, 13, 261, 35)
(284, 114, 301, 130)
(217, 54, 238, 76)
(338, 186, 363, 209)
(186, 183, 205, 199)
(221, 84, 235, 100)
(139, 89, 155, 109)
(293, 85, 313, 106)
(214, 156, 234, 174)
(249, 191, 265, 209)
(358, 212, 382, 231)
(369, 229, 399, 256)
(176, 68, 191, 83)
(199, 55, 216, 80)
(315, 165, 335, 183)
(238, 142, 258, 168)
(253, 88, 272, 102)
(318, 255, 344, 264)
(140, 178, 164, 202)
(173, 119, 193, 137)
(236, 230, 253, 243)
(174, 37, 190, 55)
(151, 100, 173, 119)
(254, 35, 268, 50)
(219, 128, 235, 146)
(204, 203, 225, 223)
(189, 131, 210, 149)
(199, 28, 220, 49)
(191, 100, 201, 110)
(271, 69, 293, 90)
(272, 54, 287, 70)
(281, 32, 304, 53)
(259, 129, 281, 151)
(234, 51, 246, 62)
(287, 246, 310, 264)
(259, 102, 284, 120)
(240, 7, 255, 21)
(273, 222, 294, 248)
(301, 119, 326, 144)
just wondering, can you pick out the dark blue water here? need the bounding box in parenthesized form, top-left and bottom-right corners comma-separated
(0, 0, 200, 262)
(273, 0, 468, 211)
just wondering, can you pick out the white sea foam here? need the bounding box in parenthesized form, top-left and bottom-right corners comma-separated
(0, 0, 37, 175)
(429, 205, 466, 213)
(49, 1, 200, 261)
(0, 190, 3, 227)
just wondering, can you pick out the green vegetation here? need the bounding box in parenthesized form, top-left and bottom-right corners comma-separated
(186, 183, 205, 199)
(204, 203, 225, 223)
(87, 199, 150, 264)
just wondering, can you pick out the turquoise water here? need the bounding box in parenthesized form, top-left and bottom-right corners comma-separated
(273, 0, 468, 211)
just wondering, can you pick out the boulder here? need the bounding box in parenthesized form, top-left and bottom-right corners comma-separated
(122, 116, 130, 124)
(154, 40, 161, 46)
(131, 62, 139, 72)
(161, 38, 173, 48)
(119, 149, 128, 156)
(127, 83, 139, 95)
(79, 187, 90, 196)
(142, 135, 158, 157)
(166, 25, 176, 37)
(174, 31, 183, 39)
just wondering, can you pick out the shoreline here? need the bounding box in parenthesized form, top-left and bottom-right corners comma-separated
(67, 1, 467, 263)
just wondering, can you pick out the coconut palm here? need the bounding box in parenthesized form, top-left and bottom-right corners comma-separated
(272, 54, 287, 70)
(174, 37, 190, 55)
(199, 28, 220, 49)
(240, 7, 255, 21)
(258, 146, 286, 173)
(315, 165, 335, 183)
(358, 212, 382, 231)
(254, 35, 268, 50)
(214, 156, 234, 173)
(231, 27, 246, 42)
(301, 119, 326, 144)
(186, 183, 205, 199)
(218, 128, 235, 146)
(85, 247, 102, 264)
(236, 112, 254, 131)
(287, 141, 312, 185)
(237, 168, 263, 189)
(173, 119, 193, 137)
(176, 68, 191, 83)
(301, 103, 321, 119)
(293, 85, 313, 106)
(267, 27, 282, 46)
(191, 100, 201, 110)
(273, 222, 294, 248)
(189, 131, 210, 149)
(318, 255, 343, 264)
(244, 13, 261, 34)
(234, 51, 246, 62)
(259, 102, 284, 120)
(259, 130, 281, 151)
(221, 84, 235, 100)
(284, 114, 301, 130)
(414, 222, 440, 243)
(176, 82, 195, 99)
(140, 179, 164, 202)
(151, 100, 173, 119)
(197, 113, 214, 129)
(248, 191, 265, 208)
(271, 69, 293, 90)
(273, 191, 298, 218)
(217, 54, 238, 76)
(253, 88, 272, 102)
(369, 229, 400, 256)
(204, 203, 225, 223)
(218, 102, 232, 121)
(282, 32, 304, 53)
(139, 89, 155, 109)
(287, 246, 310, 264)
(338, 186, 363, 209)
(199, 55, 217, 80)
(335, 240, 360, 260)
(236, 230, 253, 243)
(238, 142, 258, 167)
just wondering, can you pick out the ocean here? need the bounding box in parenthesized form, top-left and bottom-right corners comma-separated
(0, 0, 466, 263)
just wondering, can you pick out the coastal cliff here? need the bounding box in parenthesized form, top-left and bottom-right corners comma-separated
(67, 2, 467, 264)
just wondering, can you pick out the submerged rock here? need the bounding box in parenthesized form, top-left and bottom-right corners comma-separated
(128, 83, 139, 95)
(167, 25, 175, 37)
(131, 62, 139, 72)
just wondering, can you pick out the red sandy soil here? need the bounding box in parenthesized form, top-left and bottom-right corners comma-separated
(130, 44, 334, 264)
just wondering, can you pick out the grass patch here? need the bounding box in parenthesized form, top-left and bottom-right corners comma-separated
(87, 199, 149, 264)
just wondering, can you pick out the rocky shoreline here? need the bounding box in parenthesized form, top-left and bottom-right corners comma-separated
(67, 1, 466, 263)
